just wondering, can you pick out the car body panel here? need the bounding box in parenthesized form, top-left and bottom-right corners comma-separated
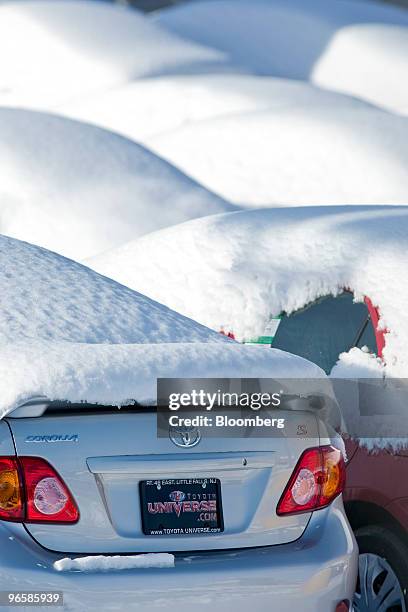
(386, 497, 408, 530)
(7, 411, 321, 553)
(345, 445, 408, 531)
(1, 379, 357, 609)
(0, 421, 14, 455)
(0, 496, 357, 612)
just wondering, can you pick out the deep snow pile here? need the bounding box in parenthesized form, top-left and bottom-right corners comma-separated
(331, 347, 385, 379)
(0, 108, 233, 260)
(0, 0, 231, 111)
(0, 341, 325, 419)
(0, 233, 223, 346)
(154, 0, 408, 114)
(88, 206, 408, 376)
(0, 233, 326, 419)
(146, 103, 408, 206)
(312, 23, 408, 115)
(60, 73, 373, 144)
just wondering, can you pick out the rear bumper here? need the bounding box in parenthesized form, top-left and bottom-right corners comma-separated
(0, 497, 357, 612)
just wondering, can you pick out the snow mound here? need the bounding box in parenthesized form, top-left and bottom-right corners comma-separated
(331, 347, 385, 379)
(312, 23, 408, 115)
(88, 206, 408, 375)
(54, 553, 175, 572)
(0, 0, 231, 111)
(60, 73, 374, 144)
(0, 233, 225, 346)
(0, 108, 233, 260)
(154, 0, 408, 113)
(0, 341, 325, 419)
(146, 104, 408, 206)
(0, 233, 329, 419)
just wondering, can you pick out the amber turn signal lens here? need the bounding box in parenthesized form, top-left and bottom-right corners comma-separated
(0, 471, 19, 508)
(0, 458, 23, 520)
(320, 447, 345, 505)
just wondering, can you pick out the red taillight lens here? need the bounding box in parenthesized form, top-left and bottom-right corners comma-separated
(0, 457, 78, 523)
(19, 457, 79, 523)
(277, 445, 345, 516)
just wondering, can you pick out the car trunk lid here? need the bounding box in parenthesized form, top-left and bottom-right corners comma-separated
(7, 408, 319, 553)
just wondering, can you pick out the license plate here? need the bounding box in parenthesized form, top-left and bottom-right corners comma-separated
(139, 478, 224, 536)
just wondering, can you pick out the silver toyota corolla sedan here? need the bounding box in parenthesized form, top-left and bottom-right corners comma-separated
(0, 394, 357, 612)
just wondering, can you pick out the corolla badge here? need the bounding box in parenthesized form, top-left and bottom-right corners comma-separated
(169, 425, 201, 448)
(25, 434, 79, 443)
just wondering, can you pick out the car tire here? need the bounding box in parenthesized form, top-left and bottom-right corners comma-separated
(353, 524, 408, 612)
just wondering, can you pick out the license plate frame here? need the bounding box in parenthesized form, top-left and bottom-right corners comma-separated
(139, 478, 224, 536)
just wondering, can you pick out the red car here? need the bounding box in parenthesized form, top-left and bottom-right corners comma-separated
(265, 290, 408, 612)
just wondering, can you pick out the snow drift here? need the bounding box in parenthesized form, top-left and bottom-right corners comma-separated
(146, 103, 408, 206)
(0, 233, 325, 419)
(0, 340, 325, 420)
(0, 233, 224, 346)
(154, 0, 408, 114)
(88, 206, 408, 376)
(0, 108, 233, 260)
(60, 73, 373, 144)
(0, 0, 232, 111)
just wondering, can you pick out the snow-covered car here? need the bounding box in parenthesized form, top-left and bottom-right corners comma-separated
(266, 292, 408, 612)
(154, 0, 408, 114)
(0, 107, 233, 260)
(88, 205, 408, 611)
(0, 0, 233, 111)
(0, 234, 357, 612)
(142, 91, 408, 207)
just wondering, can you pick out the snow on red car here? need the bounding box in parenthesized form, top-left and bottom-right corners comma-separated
(89, 204, 408, 611)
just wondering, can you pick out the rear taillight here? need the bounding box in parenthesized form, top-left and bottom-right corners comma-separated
(276, 445, 345, 516)
(0, 457, 78, 523)
(0, 458, 23, 521)
(20, 457, 79, 523)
